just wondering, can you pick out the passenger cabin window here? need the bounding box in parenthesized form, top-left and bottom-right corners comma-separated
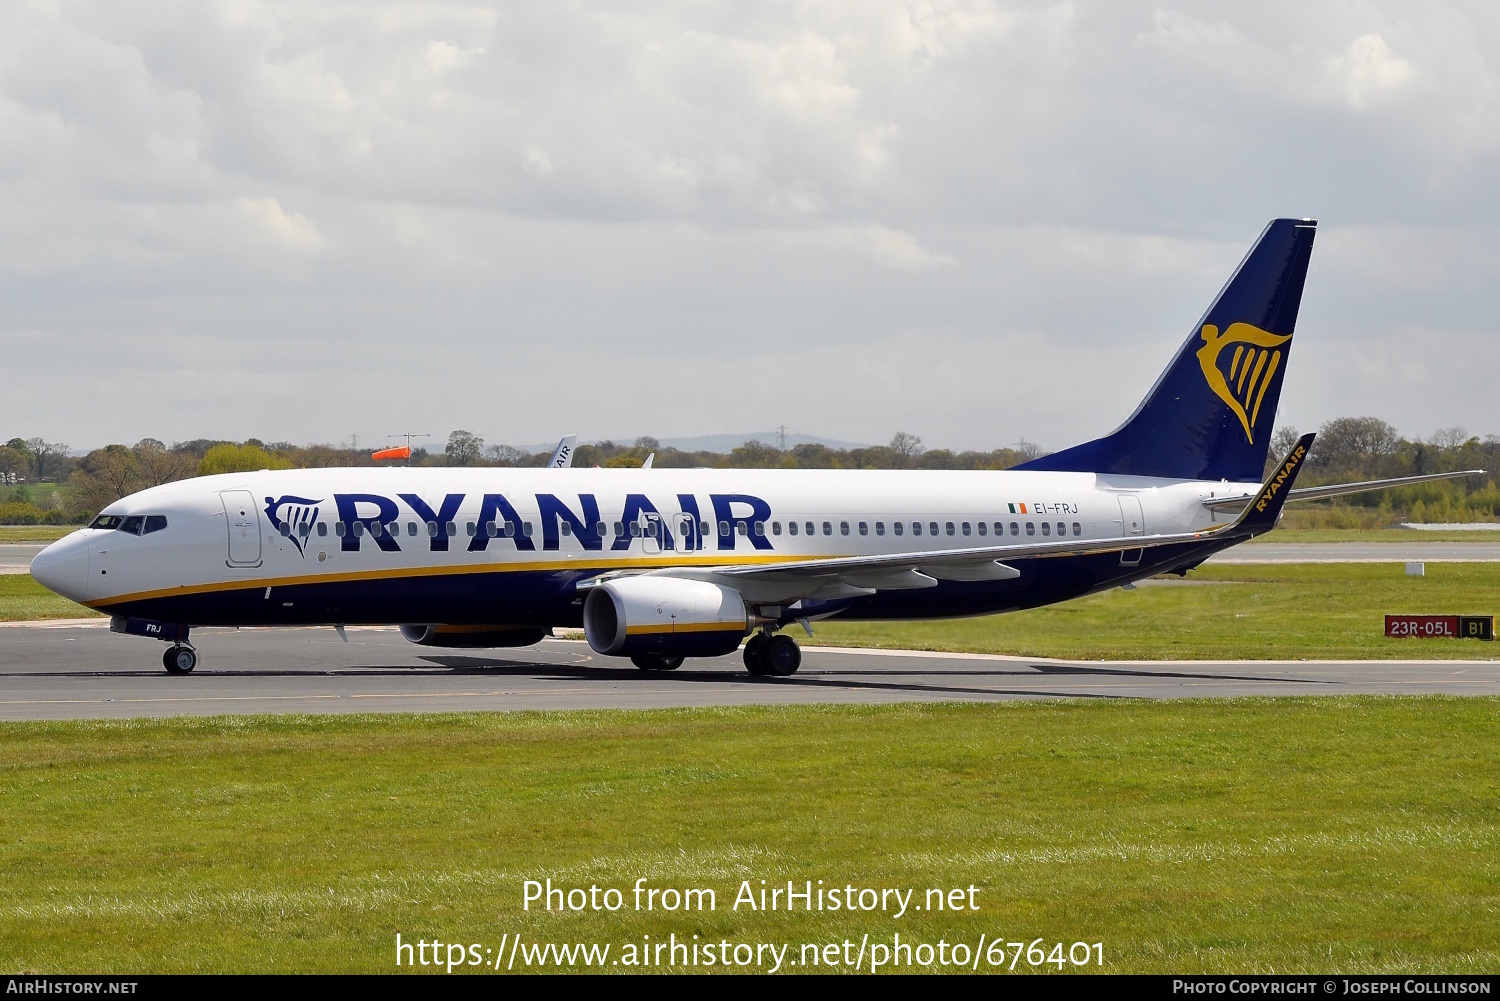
(629, 522, 641, 537)
(615, 522, 626, 537)
(1056, 522, 1066, 537)
(523, 522, 533, 537)
(929, 522, 939, 536)
(561, 522, 572, 536)
(466, 522, 476, 536)
(772, 521, 782, 535)
(946, 522, 955, 536)
(279, 522, 291, 537)
(995, 522, 1005, 535)
(805, 521, 814, 536)
(427, 521, 438, 536)
(977, 522, 986, 536)
(1010, 522, 1020, 535)
(719, 521, 730, 537)
(822, 522, 832, 536)
(912, 522, 922, 536)
(89, 514, 125, 531)
(893, 522, 903, 536)
(737, 522, 748, 536)
(318, 523, 328, 537)
(354, 522, 367, 537)
(446, 522, 456, 537)
(858, 522, 868, 536)
(1025, 522, 1035, 536)
(788, 522, 798, 535)
(335, 522, 346, 536)
(408, 522, 418, 536)
(1072, 522, 1082, 536)
(754, 521, 765, 536)
(1041, 522, 1051, 536)
(962, 522, 971, 536)
(875, 521, 885, 536)
(840, 521, 849, 536)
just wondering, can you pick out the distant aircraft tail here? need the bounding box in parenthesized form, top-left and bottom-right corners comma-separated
(1016, 218, 1317, 482)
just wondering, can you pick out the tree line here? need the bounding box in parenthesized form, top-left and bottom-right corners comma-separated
(0, 421, 1495, 525)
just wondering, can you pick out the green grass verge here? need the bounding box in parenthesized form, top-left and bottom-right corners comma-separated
(0, 526, 81, 542)
(1251, 528, 1500, 543)
(0, 575, 101, 621)
(1, 700, 1497, 973)
(813, 563, 1500, 661)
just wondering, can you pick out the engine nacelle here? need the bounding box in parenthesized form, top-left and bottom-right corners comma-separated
(399, 625, 549, 648)
(583, 576, 747, 658)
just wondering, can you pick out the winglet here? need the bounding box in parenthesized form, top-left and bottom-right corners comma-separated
(1233, 432, 1316, 535)
(548, 434, 578, 469)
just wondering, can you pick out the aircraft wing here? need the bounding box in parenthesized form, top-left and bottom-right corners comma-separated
(1202, 468, 1485, 513)
(647, 434, 1316, 601)
(548, 435, 579, 469)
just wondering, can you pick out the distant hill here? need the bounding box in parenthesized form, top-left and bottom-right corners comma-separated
(517, 432, 869, 455)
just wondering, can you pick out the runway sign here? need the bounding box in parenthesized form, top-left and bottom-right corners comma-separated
(1385, 614, 1494, 640)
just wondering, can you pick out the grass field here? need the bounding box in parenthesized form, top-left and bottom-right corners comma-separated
(813, 563, 1499, 661)
(1250, 527, 1500, 543)
(1, 699, 1497, 973)
(0, 526, 80, 542)
(0, 576, 101, 621)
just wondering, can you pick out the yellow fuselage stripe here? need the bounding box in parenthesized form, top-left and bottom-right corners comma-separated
(84, 552, 832, 609)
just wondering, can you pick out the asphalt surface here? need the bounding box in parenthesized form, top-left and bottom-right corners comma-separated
(0, 621, 1496, 721)
(0, 544, 43, 574)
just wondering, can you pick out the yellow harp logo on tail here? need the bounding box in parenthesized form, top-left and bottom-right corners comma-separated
(1196, 322, 1292, 444)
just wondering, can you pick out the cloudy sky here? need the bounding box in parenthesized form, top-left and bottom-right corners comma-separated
(2, 0, 1497, 453)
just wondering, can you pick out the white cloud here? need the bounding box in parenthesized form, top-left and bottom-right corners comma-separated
(832, 224, 957, 271)
(236, 197, 326, 252)
(1329, 33, 1414, 110)
(2, 1, 1499, 449)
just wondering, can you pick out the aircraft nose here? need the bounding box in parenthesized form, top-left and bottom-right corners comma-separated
(29, 532, 91, 601)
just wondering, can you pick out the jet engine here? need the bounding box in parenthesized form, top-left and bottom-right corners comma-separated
(583, 576, 747, 658)
(398, 625, 549, 648)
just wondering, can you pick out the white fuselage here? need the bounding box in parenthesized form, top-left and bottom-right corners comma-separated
(32, 466, 1257, 626)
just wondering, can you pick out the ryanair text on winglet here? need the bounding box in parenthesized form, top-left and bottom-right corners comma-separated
(1254, 443, 1308, 513)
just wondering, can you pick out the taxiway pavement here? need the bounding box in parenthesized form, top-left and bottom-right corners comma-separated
(0, 621, 1495, 721)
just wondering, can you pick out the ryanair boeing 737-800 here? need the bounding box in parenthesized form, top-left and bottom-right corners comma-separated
(29, 219, 1481, 675)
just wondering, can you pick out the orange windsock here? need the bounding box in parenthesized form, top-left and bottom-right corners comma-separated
(372, 445, 411, 461)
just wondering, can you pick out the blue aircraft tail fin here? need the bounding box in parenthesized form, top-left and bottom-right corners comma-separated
(1016, 218, 1317, 482)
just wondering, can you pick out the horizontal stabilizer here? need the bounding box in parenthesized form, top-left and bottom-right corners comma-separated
(1202, 468, 1486, 513)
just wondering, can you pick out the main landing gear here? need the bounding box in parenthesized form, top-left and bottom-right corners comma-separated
(743, 631, 801, 677)
(631, 653, 685, 671)
(162, 645, 198, 674)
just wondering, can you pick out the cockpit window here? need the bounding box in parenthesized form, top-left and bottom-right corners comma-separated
(119, 516, 145, 535)
(89, 514, 125, 530)
(144, 515, 168, 534)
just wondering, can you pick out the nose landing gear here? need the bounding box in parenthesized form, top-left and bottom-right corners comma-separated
(163, 645, 198, 674)
(743, 631, 801, 677)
